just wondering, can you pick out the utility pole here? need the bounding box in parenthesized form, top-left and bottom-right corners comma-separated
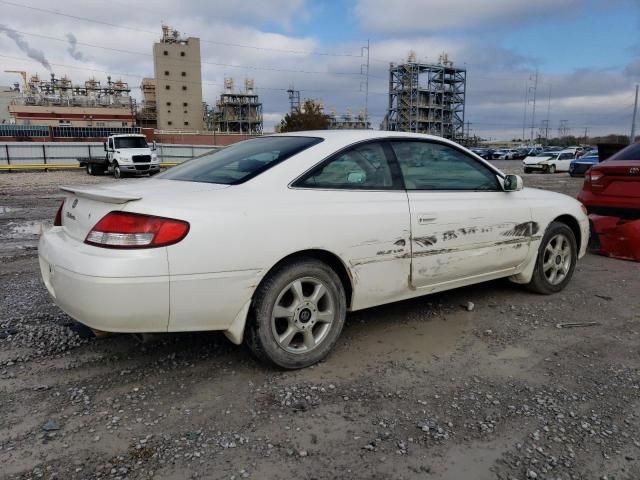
(545, 83, 552, 144)
(522, 82, 529, 142)
(583, 127, 590, 144)
(631, 84, 639, 145)
(361, 40, 370, 126)
(529, 69, 539, 143)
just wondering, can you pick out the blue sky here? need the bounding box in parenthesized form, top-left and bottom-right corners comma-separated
(0, 0, 638, 139)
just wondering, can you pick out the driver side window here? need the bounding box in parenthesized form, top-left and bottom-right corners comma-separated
(391, 141, 500, 191)
(296, 142, 395, 189)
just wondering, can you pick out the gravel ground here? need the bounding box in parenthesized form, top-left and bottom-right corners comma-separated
(1, 163, 639, 480)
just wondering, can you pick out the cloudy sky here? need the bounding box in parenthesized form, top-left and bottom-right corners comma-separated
(0, 0, 638, 139)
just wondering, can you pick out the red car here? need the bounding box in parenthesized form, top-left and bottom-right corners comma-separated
(578, 142, 640, 219)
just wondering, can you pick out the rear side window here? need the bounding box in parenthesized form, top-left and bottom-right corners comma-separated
(295, 142, 398, 190)
(391, 141, 500, 191)
(610, 143, 640, 161)
(158, 136, 322, 185)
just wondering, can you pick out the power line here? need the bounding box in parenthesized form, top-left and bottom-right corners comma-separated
(0, 53, 370, 96)
(1, 28, 364, 77)
(0, 0, 364, 58)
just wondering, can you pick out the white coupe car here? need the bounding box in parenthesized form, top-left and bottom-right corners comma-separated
(39, 131, 589, 369)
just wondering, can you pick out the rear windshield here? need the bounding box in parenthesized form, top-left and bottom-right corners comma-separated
(115, 137, 148, 149)
(158, 136, 322, 185)
(609, 143, 640, 161)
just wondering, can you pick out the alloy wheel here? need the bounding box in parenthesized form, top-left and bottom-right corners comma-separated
(542, 233, 573, 285)
(270, 276, 336, 354)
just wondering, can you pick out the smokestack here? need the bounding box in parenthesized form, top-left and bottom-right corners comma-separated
(66, 33, 87, 62)
(0, 24, 52, 71)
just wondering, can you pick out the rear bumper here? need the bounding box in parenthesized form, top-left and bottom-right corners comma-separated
(39, 227, 170, 332)
(578, 191, 640, 220)
(38, 227, 258, 336)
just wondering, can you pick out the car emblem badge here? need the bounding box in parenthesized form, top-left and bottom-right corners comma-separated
(630, 167, 640, 175)
(72, 198, 78, 208)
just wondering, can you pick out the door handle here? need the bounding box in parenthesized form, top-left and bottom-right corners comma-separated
(418, 214, 438, 224)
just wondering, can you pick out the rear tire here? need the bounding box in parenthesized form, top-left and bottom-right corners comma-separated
(246, 259, 347, 369)
(526, 221, 577, 295)
(86, 163, 93, 176)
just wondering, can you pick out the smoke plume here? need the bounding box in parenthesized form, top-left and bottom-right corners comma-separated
(66, 33, 87, 61)
(0, 24, 52, 71)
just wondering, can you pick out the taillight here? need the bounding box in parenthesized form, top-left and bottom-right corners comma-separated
(588, 171, 603, 182)
(85, 211, 189, 249)
(53, 200, 64, 226)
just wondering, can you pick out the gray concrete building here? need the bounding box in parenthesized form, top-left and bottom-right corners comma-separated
(153, 26, 204, 131)
(0, 86, 17, 124)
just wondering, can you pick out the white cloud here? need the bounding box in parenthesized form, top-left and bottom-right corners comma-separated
(355, 0, 581, 33)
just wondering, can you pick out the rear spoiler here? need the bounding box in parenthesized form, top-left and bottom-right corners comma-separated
(60, 186, 141, 204)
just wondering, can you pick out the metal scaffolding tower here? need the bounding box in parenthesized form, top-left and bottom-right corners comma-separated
(214, 78, 263, 134)
(287, 86, 300, 114)
(386, 52, 466, 141)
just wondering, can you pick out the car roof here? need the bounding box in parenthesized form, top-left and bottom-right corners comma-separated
(271, 129, 460, 144)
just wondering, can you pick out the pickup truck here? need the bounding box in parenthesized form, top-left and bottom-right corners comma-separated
(84, 134, 160, 178)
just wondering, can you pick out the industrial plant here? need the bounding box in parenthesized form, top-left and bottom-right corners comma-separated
(385, 52, 467, 141)
(5, 71, 135, 127)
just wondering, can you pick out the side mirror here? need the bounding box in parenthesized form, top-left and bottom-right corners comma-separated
(503, 174, 523, 192)
(103, 142, 107, 152)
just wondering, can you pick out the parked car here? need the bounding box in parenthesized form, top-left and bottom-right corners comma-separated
(470, 147, 490, 159)
(39, 131, 589, 369)
(543, 146, 563, 153)
(496, 149, 520, 160)
(569, 153, 599, 177)
(492, 149, 508, 159)
(523, 150, 576, 173)
(578, 142, 640, 219)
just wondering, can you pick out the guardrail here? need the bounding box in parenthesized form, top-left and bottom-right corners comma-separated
(0, 162, 179, 171)
(0, 142, 218, 171)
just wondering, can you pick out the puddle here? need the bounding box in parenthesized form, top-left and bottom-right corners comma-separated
(299, 309, 472, 381)
(0, 221, 44, 240)
(0, 206, 21, 214)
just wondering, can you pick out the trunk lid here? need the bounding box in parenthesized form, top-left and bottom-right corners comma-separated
(591, 160, 640, 198)
(59, 179, 229, 242)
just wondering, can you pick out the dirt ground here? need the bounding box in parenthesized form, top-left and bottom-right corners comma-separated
(1, 163, 639, 480)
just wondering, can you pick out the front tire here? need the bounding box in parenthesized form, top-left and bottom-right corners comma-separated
(113, 163, 122, 179)
(246, 259, 347, 369)
(86, 163, 93, 176)
(547, 164, 556, 174)
(524, 168, 532, 174)
(526, 221, 577, 294)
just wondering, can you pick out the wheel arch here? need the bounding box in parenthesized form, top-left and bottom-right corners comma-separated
(223, 248, 354, 346)
(552, 214, 582, 253)
(259, 249, 354, 309)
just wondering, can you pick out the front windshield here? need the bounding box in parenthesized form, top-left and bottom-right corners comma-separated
(115, 137, 148, 149)
(158, 136, 323, 185)
(536, 152, 552, 157)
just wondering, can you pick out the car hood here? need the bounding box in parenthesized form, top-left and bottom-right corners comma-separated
(523, 156, 551, 164)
